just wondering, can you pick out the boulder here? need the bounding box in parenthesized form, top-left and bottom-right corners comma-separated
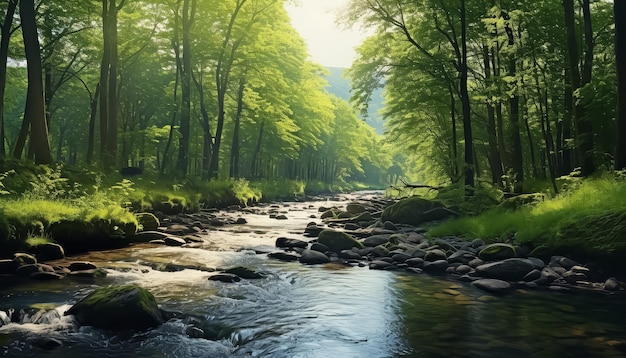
(362, 235, 390, 247)
(478, 243, 516, 261)
(268, 252, 301, 262)
(209, 273, 241, 283)
(223, 267, 264, 279)
(131, 231, 170, 243)
(65, 285, 163, 330)
(135, 213, 160, 232)
(338, 250, 362, 260)
(299, 250, 331, 265)
(422, 260, 449, 274)
(448, 250, 475, 265)
(14, 253, 37, 265)
(369, 260, 396, 270)
(164, 236, 187, 246)
(275, 237, 309, 249)
(310, 242, 330, 253)
(68, 262, 97, 271)
(424, 249, 447, 262)
(475, 258, 534, 281)
(317, 230, 364, 253)
(472, 279, 512, 294)
(29, 243, 65, 261)
(380, 197, 447, 226)
(346, 203, 367, 214)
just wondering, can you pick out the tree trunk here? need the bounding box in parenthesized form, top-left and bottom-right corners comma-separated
(0, 0, 17, 158)
(447, 82, 458, 182)
(616, 1, 626, 170)
(483, 44, 503, 186)
(86, 83, 100, 164)
(176, 0, 194, 177)
(230, 78, 245, 179)
(563, 0, 595, 175)
(460, 0, 474, 190)
(250, 119, 265, 178)
(18, 0, 52, 164)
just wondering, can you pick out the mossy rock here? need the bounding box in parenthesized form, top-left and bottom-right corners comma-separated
(135, 213, 160, 231)
(48, 220, 129, 254)
(317, 229, 364, 253)
(29, 243, 65, 261)
(380, 197, 447, 226)
(65, 285, 163, 330)
(478, 243, 517, 261)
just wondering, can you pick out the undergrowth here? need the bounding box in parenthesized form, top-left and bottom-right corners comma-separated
(428, 175, 626, 254)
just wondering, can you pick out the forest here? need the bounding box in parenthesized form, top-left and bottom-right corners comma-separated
(0, 0, 393, 190)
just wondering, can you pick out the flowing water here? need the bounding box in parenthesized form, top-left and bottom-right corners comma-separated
(1, 192, 626, 357)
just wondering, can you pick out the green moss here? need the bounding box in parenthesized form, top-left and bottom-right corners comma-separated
(318, 229, 364, 253)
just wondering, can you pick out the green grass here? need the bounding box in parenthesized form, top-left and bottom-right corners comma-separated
(428, 177, 626, 255)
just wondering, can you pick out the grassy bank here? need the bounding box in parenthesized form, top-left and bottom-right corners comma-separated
(428, 176, 626, 259)
(0, 160, 378, 256)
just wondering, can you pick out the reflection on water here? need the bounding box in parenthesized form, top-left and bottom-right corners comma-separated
(2, 193, 626, 357)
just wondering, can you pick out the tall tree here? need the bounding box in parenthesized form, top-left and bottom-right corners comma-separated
(0, 0, 18, 158)
(616, 0, 626, 171)
(175, 0, 195, 176)
(13, 0, 53, 164)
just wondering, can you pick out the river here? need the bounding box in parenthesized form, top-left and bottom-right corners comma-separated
(2, 192, 626, 357)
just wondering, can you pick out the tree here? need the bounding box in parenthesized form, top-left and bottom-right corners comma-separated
(616, 0, 626, 171)
(0, 0, 18, 158)
(13, 0, 53, 164)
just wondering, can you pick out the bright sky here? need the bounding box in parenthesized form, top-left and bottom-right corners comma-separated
(285, 0, 369, 68)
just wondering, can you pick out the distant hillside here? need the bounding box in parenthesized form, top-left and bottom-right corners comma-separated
(324, 67, 385, 135)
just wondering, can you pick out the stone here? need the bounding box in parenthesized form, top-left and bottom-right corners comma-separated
(209, 273, 241, 283)
(346, 203, 367, 214)
(268, 252, 301, 262)
(303, 225, 323, 238)
(423, 260, 449, 273)
(223, 267, 264, 279)
(478, 243, 516, 261)
(424, 249, 447, 261)
(275, 237, 309, 249)
(522, 269, 541, 282)
(362, 235, 390, 247)
(604, 277, 621, 291)
(468, 258, 484, 268)
(68, 262, 97, 271)
(540, 267, 561, 283)
(14, 253, 37, 265)
(29, 243, 65, 261)
(475, 258, 535, 281)
(164, 224, 192, 235)
(310, 243, 330, 253)
(472, 279, 512, 294)
(186, 326, 205, 338)
(380, 197, 447, 226)
(526, 257, 546, 270)
(370, 245, 390, 257)
(317, 230, 364, 253)
(448, 250, 475, 265)
(455, 265, 472, 275)
(352, 212, 374, 222)
(563, 271, 587, 284)
(470, 238, 485, 248)
(383, 221, 398, 231)
(391, 253, 411, 263)
(550, 256, 579, 270)
(15, 264, 42, 276)
(164, 236, 187, 246)
(131, 231, 170, 243)
(405, 257, 424, 268)
(338, 250, 362, 260)
(68, 269, 108, 279)
(369, 260, 396, 270)
(65, 285, 163, 330)
(135, 213, 160, 231)
(299, 250, 331, 265)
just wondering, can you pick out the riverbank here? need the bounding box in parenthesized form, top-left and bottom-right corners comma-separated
(2, 191, 624, 298)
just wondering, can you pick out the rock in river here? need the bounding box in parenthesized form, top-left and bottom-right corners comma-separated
(299, 250, 331, 265)
(317, 229, 364, 253)
(475, 258, 535, 281)
(65, 285, 163, 330)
